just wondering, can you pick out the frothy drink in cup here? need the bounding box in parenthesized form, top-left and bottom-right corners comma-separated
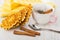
(32, 3, 56, 25)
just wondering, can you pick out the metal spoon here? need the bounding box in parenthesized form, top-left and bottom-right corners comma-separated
(28, 24, 60, 33)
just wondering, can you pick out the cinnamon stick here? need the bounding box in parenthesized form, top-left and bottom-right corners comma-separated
(14, 30, 35, 37)
(20, 26, 40, 36)
(44, 9, 53, 14)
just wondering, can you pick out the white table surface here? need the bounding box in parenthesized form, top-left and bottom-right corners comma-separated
(0, 0, 60, 40)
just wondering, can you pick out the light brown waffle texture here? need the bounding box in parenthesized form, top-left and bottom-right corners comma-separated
(1, 4, 32, 30)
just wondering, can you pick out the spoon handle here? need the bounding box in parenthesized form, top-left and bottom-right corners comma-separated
(46, 29, 60, 33)
(28, 25, 60, 33)
(38, 28, 60, 33)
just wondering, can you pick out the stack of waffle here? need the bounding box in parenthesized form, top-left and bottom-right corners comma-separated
(1, 1, 32, 30)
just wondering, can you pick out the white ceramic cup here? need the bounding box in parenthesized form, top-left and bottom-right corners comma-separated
(32, 3, 57, 25)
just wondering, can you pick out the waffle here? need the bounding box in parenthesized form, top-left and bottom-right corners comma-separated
(12, 7, 28, 28)
(1, 4, 32, 30)
(1, 12, 21, 30)
(14, 4, 32, 27)
(20, 5, 32, 26)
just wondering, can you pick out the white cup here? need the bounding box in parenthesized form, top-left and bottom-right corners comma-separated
(32, 3, 57, 25)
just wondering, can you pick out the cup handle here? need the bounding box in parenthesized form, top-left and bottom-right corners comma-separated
(48, 15, 57, 24)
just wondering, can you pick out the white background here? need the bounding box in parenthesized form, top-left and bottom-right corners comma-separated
(0, 0, 60, 40)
